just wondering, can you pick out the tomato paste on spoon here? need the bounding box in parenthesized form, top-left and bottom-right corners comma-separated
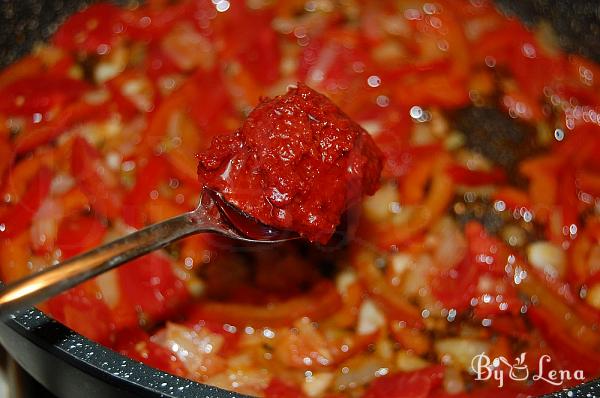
(197, 83, 383, 244)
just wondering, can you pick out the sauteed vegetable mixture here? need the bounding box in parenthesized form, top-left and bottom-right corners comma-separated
(1, 0, 600, 396)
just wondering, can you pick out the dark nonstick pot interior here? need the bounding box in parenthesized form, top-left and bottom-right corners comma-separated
(1, 1, 600, 397)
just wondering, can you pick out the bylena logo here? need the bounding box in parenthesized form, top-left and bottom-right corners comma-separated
(471, 353, 585, 388)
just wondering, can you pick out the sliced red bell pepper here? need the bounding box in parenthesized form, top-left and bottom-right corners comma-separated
(71, 136, 122, 219)
(46, 282, 114, 345)
(143, 43, 185, 82)
(120, 1, 212, 43)
(353, 248, 423, 327)
(0, 135, 13, 189)
(395, 74, 470, 108)
(118, 252, 189, 323)
(492, 187, 531, 210)
(447, 164, 507, 186)
(55, 215, 108, 259)
(552, 166, 580, 244)
(121, 155, 169, 229)
(52, 3, 125, 54)
(430, 255, 478, 311)
(0, 75, 89, 117)
(362, 365, 445, 398)
(217, 4, 280, 85)
(113, 328, 187, 377)
(0, 166, 52, 239)
(136, 69, 235, 158)
(186, 69, 237, 136)
(0, 55, 44, 89)
(15, 101, 109, 155)
(298, 29, 370, 94)
(527, 303, 600, 375)
(104, 71, 146, 120)
(187, 280, 341, 328)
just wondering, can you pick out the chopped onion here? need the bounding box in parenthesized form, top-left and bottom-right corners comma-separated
(356, 299, 385, 335)
(527, 241, 566, 279)
(153, 322, 225, 375)
(395, 350, 430, 372)
(434, 338, 490, 373)
(303, 372, 334, 397)
(96, 270, 121, 309)
(586, 283, 600, 310)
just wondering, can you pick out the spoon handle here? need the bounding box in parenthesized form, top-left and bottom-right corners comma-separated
(0, 211, 202, 320)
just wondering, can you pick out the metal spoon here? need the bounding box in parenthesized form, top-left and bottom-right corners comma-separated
(0, 189, 296, 319)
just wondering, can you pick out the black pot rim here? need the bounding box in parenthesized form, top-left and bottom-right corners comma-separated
(0, 307, 249, 398)
(1, 306, 598, 398)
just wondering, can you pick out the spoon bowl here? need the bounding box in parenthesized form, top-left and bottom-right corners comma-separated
(0, 189, 297, 319)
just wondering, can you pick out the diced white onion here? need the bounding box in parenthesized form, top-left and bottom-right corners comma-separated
(434, 338, 490, 373)
(302, 372, 334, 397)
(527, 241, 566, 279)
(357, 299, 385, 335)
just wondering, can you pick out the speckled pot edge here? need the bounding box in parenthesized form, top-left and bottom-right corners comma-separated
(0, 306, 251, 398)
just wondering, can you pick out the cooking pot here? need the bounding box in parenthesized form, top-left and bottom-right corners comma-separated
(0, 1, 599, 397)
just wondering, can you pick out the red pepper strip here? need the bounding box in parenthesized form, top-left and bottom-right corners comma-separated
(353, 247, 423, 327)
(472, 20, 536, 66)
(500, 89, 545, 122)
(468, 222, 518, 279)
(264, 378, 307, 398)
(569, 231, 593, 286)
(381, 59, 453, 81)
(0, 136, 13, 189)
(118, 252, 189, 323)
(113, 328, 187, 377)
(485, 315, 530, 341)
(508, 50, 566, 103)
(186, 69, 236, 137)
(0, 234, 32, 283)
(430, 257, 478, 312)
(144, 43, 185, 83)
(120, 1, 208, 43)
(104, 73, 143, 120)
(71, 136, 122, 219)
(121, 155, 168, 229)
(135, 80, 198, 157)
(447, 164, 507, 186)
(328, 332, 378, 365)
(0, 75, 89, 117)
(362, 365, 445, 398)
(298, 29, 370, 100)
(52, 3, 125, 54)
(468, 220, 600, 370)
(394, 74, 469, 109)
(401, 156, 437, 205)
(555, 166, 580, 244)
(433, 2, 471, 81)
(0, 55, 44, 89)
(0, 166, 52, 239)
(14, 101, 108, 155)
(186, 280, 342, 328)
(216, 5, 281, 85)
(55, 215, 108, 260)
(578, 170, 600, 198)
(137, 69, 235, 159)
(527, 303, 600, 375)
(371, 159, 454, 248)
(45, 281, 115, 345)
(492, 187, 531, 210)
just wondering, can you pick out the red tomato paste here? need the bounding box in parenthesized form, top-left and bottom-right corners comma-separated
(197, 83, 383, 243)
